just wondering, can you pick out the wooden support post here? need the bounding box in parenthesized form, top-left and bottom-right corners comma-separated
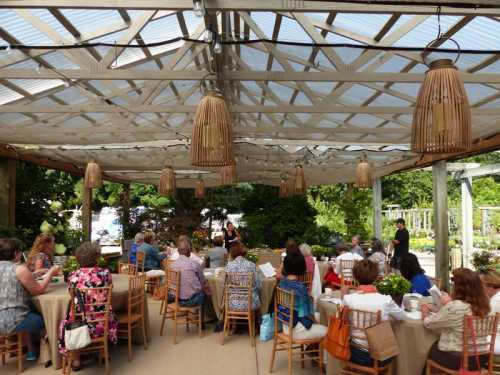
(0, 158, 16, 228)
(433, 160, 449, 291)
(461, 177, 473, 268)
(481, 209, 489, 235)
(121, 184, 131, 242)
(372, 178, 382, 240)
(82, 187, 92, 242)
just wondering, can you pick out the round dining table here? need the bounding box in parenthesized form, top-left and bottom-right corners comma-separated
(318, 294, 439, 375)
(205, 270, 277, 319)
(32, 274, 151, 369)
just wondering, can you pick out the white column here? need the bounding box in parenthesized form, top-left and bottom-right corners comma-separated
(433, 160, 449, 291)
(461, 177, 473, 268)
(372, 177, 382, 240)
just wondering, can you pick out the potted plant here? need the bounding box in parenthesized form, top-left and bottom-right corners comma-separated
(472, 250, 500, 273)
(374, 274, 411, 306)
(246, 252, 259, 264)
(62, 256, 79, 282)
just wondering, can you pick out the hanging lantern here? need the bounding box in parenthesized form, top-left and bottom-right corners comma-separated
(279, 178, 289, 198)
(191, 90, 234, 167)
(84, 160, 102, 189)
(220, 165, 236, 185)
(194, 178, 205, 199)
(412, 59, 471, 154)
(293, 165, 307, 195)
(356, 157, 372, 188)
(158, 165, 176, 196)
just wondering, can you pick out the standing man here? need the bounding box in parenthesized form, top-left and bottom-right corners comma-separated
(391, 218, 409, 270)
(350, 235, 364, 257)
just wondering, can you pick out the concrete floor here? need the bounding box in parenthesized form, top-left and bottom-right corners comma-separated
(2, 300, 322, 375)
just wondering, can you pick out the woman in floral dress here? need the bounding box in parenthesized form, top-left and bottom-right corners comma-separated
(59, 242, 117, 370)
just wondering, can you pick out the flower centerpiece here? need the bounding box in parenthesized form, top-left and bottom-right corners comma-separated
(192, 229, 209, 251)
(374, 273, 411, 306)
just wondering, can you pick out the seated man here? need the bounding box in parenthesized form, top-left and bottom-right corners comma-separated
(169, 236, 207, 307)
(335, 242, 363, 282)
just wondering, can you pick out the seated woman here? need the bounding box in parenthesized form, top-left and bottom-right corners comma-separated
(139, 231, 166, 271)
(277, 239, 303, 278)
(0, 238, 60, 361)
(225, 241, 262, 312)
(481, 269, 500, 354)
(367, 238, 386, 276)
(278, 252, 327, 340)
(207, 234, 227, 268)
(423, 268, 491, 371)
(400, 253, 431, 296)
(342, 259, 405, 366)
(27, 233, 55, 277)
(59, 242, 118, 370)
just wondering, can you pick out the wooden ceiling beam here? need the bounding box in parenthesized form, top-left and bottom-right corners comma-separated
(0, 144, 130, 183)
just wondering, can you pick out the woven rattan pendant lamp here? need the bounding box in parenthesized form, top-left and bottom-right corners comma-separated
(356, 157, 372, 188)
(84, 160, 102, 189)
(279, 173, 290, 198)
(293, 165, 307, 195)
(220, 165, 236, 185)
(194, 178, 205, 199)
(158, 165, 176, 197)
(191, 90, 234, 167)
(412, 58, 471, 153)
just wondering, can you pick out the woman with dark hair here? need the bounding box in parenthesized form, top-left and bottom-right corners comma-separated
(368, 238, 386, 276)
(223, 222, 240, 251)
(0, 238, 60, 361)
(423, 268, 491, 371)
(278, 253, 327, 339)
(225, 241, 262, 312)
(58, 242, 117, 370)
(400, 253, 431, 296)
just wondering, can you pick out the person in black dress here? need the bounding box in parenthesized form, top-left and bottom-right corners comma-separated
(223, 222, 239, 250)
(390, 218, 409, 270)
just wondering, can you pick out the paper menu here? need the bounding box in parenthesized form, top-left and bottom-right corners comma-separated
(259, 262, 277, 278)
(429, 285, 442, 309)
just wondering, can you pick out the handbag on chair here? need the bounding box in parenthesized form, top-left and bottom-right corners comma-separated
(322, 306, 351, 361)
(458, 317, 482, 375)
(63, 290, 92, 351)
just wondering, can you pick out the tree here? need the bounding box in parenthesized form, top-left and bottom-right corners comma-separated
(239, 184, 317, 248)
(14, 162, 81, 245)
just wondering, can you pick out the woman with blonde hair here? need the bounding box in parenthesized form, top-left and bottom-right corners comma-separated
(27, 233, 55, 276)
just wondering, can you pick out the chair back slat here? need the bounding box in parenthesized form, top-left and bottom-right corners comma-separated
(348, 308, 381, 351)
(462, 314, 499, 369)
(297, 272, 313, 289)
(274, 287, 295, 339)
(224, 272, 253, 312)
(118, 262, 138, 276)
(136, 251, 145, 272)
(69, 286, 112, 338)
(340, 260, 358, 281)
(128, 274, 146, 313)
(166, 269, 181, 304)
(162, 258, 175, 270)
